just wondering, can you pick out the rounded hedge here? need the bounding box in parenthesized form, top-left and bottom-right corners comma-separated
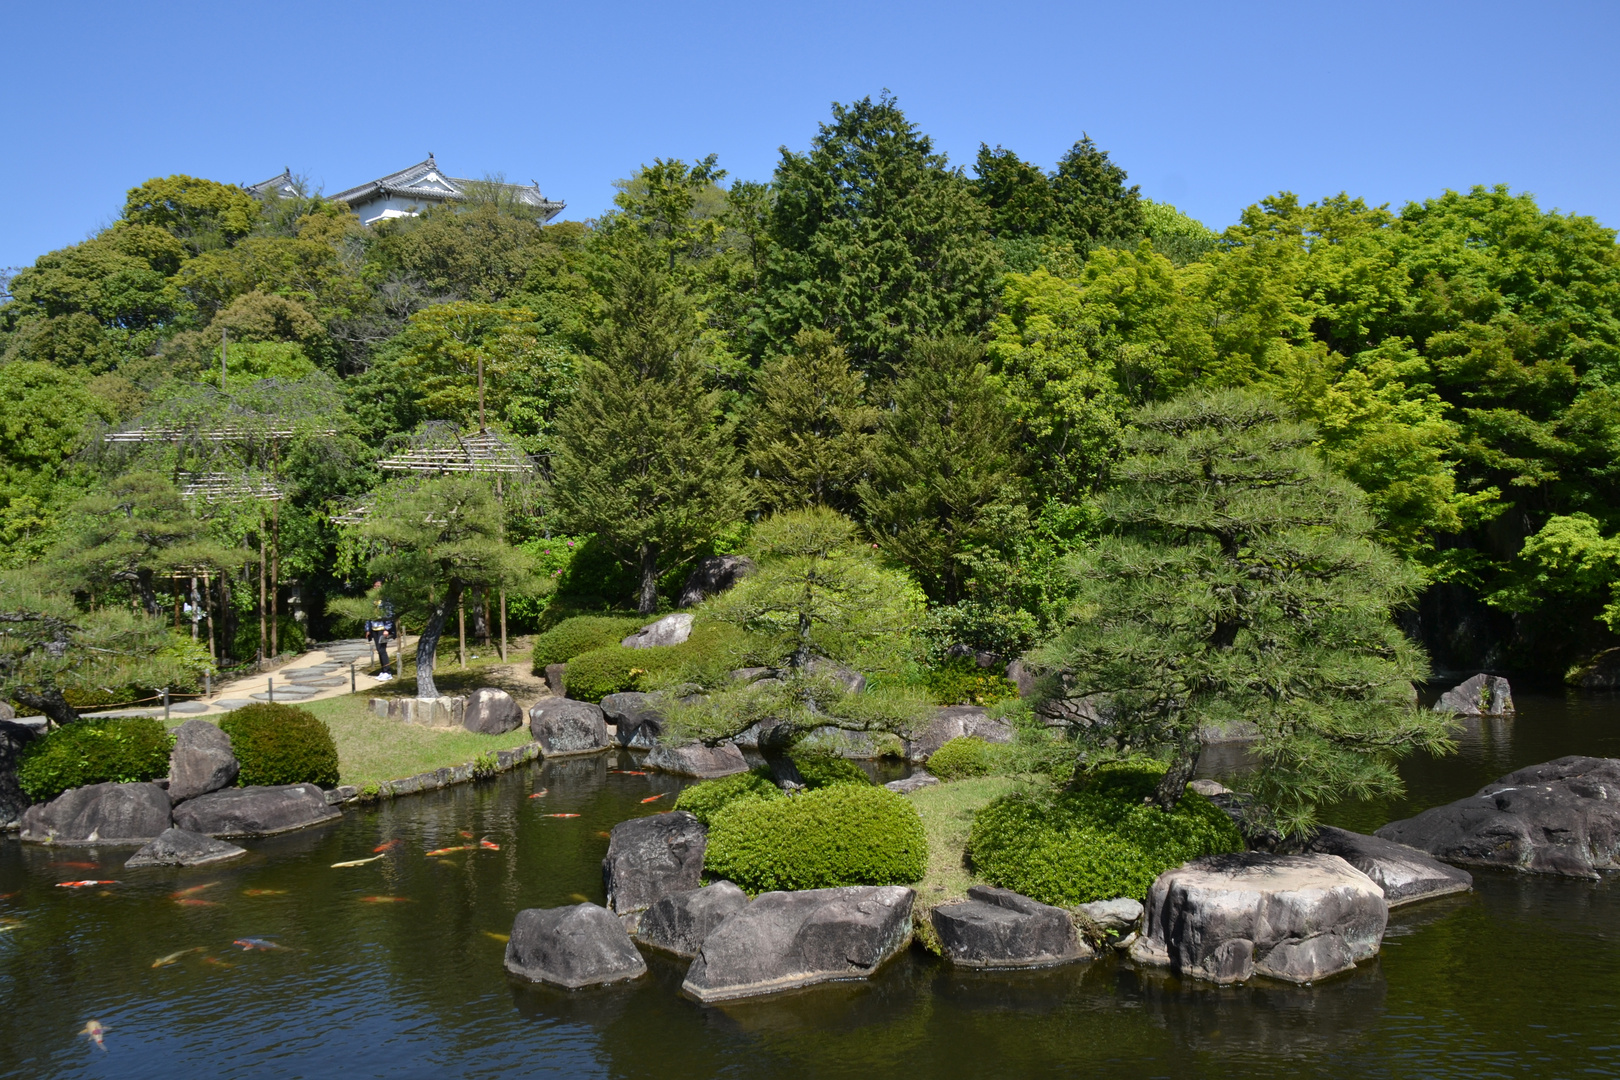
(926, 736, 998, 780)
(562, 623, 747, 703)
(705, 784, 928, 892)
(967, 764, 1243, 905)
(530, 615, 646, 670)
(219, 703, 340, 786)
(16, 717, 174, 802)
(789, 747, 870, 789)
(674, 768, 782, 825)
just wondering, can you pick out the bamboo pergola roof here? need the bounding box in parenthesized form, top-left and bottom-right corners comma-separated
(377, 429, 535, 475)
(179, 473, 286, 503)
(331, 503, 372, 525)
(104, 426, 336, 444)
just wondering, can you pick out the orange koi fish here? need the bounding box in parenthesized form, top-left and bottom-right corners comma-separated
(152, 947, 204, 968)
(640, 793, 666, 804)
(358, 896, 411, 903)
(203, 956, 234, 968)
(0, 892, 16, 900)
(479, 838, 500, 850)
(483, 931, 509, 944)
(527, 789, 549, 798)
(171, 882, 218, 899)
(78, 1020, 106, 1051)
(424, 845, 474, 856)
(568, 892, 590, 903)
(243, 889, 286, 896)
(174, 898, 219, 907)
(611, 770, 649, 776)
(56, 880, 117, 889)
(541, 813, 580, 819)
(458, 830, 473, 839)
(372, 840, 402, 853)
(595, 831, 612, 839)
(52, 861, 99, 870)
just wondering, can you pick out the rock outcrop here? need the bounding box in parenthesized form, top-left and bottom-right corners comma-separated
(1433, 672, 1514, 716)
(1567, 647, 1620, 689)
(678, 555, 755, 607)
(124, 826, 246, 868)
(931, 885, 1092, 968)
(1074, 897, 1144, 938)
(681, 885, 915, 1002)
(20, 782, 172, 843)
(621, 613, 694, 649)
(1130, 852, 1387, 985)
(528, 699, 609, 757)
(167, 720, 239, 801)
(884, 772, 939, 794)
(1303, 826, 1473, 906)
(634, 881, 750, 957)
(601, 811, 707, 915)
(906, 705, 1015, 762)
(1375, 756, 1620, 878)
(171, 784, 340, 837)
(646, 741, 748, 779)
(504, 903, 648, 989)
(600, 692, 665, 749)
(463, 688, 523, 735)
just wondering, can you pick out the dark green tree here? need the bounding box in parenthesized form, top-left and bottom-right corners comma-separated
(55, 473, 227, 613)
(973, 145, 1058, 239)
(1051, 136, 1144, 243)
(859, 336, 1026, 604)
(550, 250, 750, 613)
(1034, 390, 1453, 828)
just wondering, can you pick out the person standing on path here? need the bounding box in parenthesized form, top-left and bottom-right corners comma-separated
(366, 581, 397, 681)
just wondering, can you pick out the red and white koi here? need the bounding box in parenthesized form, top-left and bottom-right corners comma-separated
(424, 845, 474, 856)
(78, 1020, 106, 1051)
(56, 880, 117, 889)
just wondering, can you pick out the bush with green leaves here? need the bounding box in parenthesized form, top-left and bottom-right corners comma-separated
(927, 736, 1001, 780)
(561, 622, 748, 703)
(967, 762, 1243, 905)
(788, 747, 870, 788)
(673, 768, 783, 825)
(219, 703, 340, 786)
(923, 658, 1019, 706)
(705, 784, 927, 892)
(16, 717, 174, 802)
(530, 614, 647, 670)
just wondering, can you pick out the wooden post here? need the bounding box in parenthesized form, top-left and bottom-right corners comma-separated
(258, 522, 267, 668)
(189, 575, 198, 641)
(458, 593, 467, 669)
(477, 355, 485, 432)
(173, 577, 182, 630)
(271, 499, 280, 659)
(480, 588, 490, 648)
(499, 589, 507, 663)
(202, 571, 215, 659)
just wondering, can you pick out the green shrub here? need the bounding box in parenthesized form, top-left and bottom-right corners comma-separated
(923, 658, 1019, 706)
(967, 764, 1243, 905)
(530, 615, 647, 670)
(706, 784, 928, 892)
(219, 703, 340, 786)
(562, 622, 748, 703)
(927, 736, 999, 780)
(16, 718, 174, 802)
(788, 747, 870, 788)
(674, 767, 783, 825)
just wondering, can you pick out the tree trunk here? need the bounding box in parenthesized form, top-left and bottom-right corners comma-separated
(637, 544, 659, 615)
(1152, 736, 1203, 812)
(415, 579, 463, 699)
(0, 720, 39, 824)
(13, 687, 79, 729)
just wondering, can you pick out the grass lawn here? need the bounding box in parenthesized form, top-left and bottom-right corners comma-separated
(301, 693, 535, 787)
(906, 776, 1023, 906)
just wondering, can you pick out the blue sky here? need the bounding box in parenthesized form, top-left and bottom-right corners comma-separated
(3, 0, 1617, 269)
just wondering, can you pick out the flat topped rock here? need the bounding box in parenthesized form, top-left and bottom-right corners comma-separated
(682, 885, 915, 1003)
(635, 881, 750, 957)
(1304, 826, 1472, 906)
(1130, 852, 1387, 985)
(125, 827, 246, 868)
(213, 699, 255, 710)
(885, 772, 939, 794)
(907, 706, 1014, 762)
(932, 885, 1091, 969)
(529, 698, 608, 756)
(600, 692, 666, 749)
(646, 741, 747, 779)
(621, 613, 693, 649)
(19, 782, 172, 844)
(167, 701, 211, 715)
(504, 903, 648, 989)
(1075, 897, 1144, 936)
(171, 784, 340, 837)
(1376, 755, 1620, 878)
(602, 811, 707, 914)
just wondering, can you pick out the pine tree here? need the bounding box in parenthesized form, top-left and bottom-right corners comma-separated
(746, 329, 878, 514)
(1034, 390, 1454, 829)
(859, 336, 1026, 605)
(1051, 136, 1144, 243)
(550, 250, 750, 613)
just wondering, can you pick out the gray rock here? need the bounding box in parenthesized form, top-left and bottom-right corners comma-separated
(678, 554, 756, 607)
(1568, 647, 1620, 689)
(602, 811, 707, 914)
(1187, 779, 1230, 797)
(885, 771, 939, 794)
(681, 885, 915, 1003)
(1375, 755, 1620, 878)
(805, 656, 866, 694)
(1129, 852, 1387, 984)
(369, 696, 466, 728)
(1004, 659, 1039, 699)
(1075, 897, 1144, 936)
(646, 741, 748, 779)
(528, 699, 609, 756)
(124, 827, 246, 868)
(906, 705, 1015, 762)
(0, 701, 14, 721)
(931, 885, 1092, 969)
(167, 701, 212, 714)
(635, 881, 750, 957)
(1434, 672, 1514, 716)
(19, 782, 171, 843)
(1303, 825, 1473, 907)
(0, 719, 40, 828)
(621, 613, 694, 649)
(170, 784, 340, 837)
(729, 666, 775, 684)
(504, 903, 648, 989)
(167, 720, 239, 802)
(463, 688, 523, 735)
(600, 692, 666, 748)
(544, 663, 567, 697)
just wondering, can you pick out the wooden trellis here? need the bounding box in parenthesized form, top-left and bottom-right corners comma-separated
(377, 429, 535, 476)
(180, 473, 286, 503)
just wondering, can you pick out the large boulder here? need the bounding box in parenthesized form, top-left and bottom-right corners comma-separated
(528, 699, 609, 757)
(646, 741, 748, 779)
(621, 613, 694, 649)
(171, 784, 340, 837)
(504, 903, 648, 989)
(678, 555, 756, 607)
(463, 688, 523, 735)
(1003, 659, 1039, 699)
(1568, 647, 1620, 689)
(1075, 897, 1144, 937)
(602, 811, 708, 915)
(634, 881, 750, 957)
(600, 692, 666, 749)
(906, 705, 1015, 762)
(1433, 672, 1513, 716)
(125, 826, 246, 868)
(544, 663, 567, 697)
(931, 885, 1092, 968)
(682, 885, 915, 1003)
(1303, 826, 1473, 906)
(19, 781, 171, 843)
(1375, 755, 1620, 878)
(885, 771, 939, 794)
(167, 720, 239, 801)
(1130, 852, 1387, 985)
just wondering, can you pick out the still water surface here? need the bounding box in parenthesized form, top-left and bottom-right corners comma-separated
(1, 692, 1617, 1079)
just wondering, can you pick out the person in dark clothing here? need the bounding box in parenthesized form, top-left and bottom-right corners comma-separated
(366, 580, 397, 680)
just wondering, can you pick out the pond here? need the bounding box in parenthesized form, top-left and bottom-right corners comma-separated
(2, 691, 1617, 1079)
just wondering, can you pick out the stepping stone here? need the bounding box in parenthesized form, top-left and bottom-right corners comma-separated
(286, 677, 345, 688)
(167, 701, 211, 715)
(214, 699, 255, 710)
(251, 687, 319, 701)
